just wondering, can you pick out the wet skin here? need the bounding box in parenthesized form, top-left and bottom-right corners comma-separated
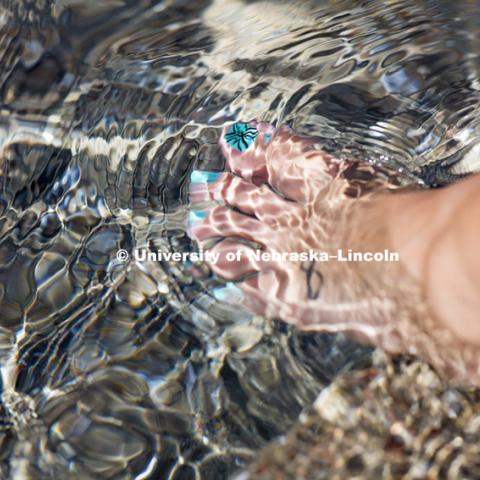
(189, 121, 480, 386)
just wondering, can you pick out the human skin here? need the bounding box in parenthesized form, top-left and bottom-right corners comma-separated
(385, 173, 480, 346)
(189, 121, 480, 385)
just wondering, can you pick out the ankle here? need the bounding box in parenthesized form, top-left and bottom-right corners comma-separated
(386, 175, 480, 346)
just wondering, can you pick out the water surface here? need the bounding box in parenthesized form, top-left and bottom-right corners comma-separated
(1, 0, 480, 478)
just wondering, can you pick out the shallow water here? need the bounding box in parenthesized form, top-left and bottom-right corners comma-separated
(0, 0, 480, 478)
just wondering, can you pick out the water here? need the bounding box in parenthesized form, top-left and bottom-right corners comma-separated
(0, 0, 480, 478)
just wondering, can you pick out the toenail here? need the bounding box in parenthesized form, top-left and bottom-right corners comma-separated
(190, 170, 223, 184)
(188, 210, 208, 224)
(263, 133, 272, 144)
(213, 282, 244, 302)
(224, 122, 259, 152)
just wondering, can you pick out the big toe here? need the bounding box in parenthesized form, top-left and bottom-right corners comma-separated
(220, 121, 275, 185)
(219, 121, 340, 203)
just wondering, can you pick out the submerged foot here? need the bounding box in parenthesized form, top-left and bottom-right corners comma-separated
(189, 121, 480, 385)
(190, 121, 404, 333)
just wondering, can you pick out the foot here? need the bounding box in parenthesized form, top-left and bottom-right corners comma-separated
(190, 121, 408, 337)
(188, 121, 480, 385)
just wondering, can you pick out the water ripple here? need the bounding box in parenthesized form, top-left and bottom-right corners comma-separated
(0, 0, 479, 478)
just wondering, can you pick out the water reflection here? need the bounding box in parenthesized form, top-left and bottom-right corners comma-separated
(0, 0, 479, 478)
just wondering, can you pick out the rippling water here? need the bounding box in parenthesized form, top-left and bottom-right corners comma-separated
(1, 0, 480, 478)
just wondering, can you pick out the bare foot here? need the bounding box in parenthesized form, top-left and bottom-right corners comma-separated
(189, 121, 480, 385)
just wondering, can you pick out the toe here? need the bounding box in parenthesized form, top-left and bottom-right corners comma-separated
(207, 240, 261, 280)
(237, 276, 269, 316)
(265, 126, 340, 203)
(220, 121, 275, 184)
(189, 205, 270, 245)
(188, 172, 230, 204)
(223, 177, 294, 226)
(190, 173, 295, 225)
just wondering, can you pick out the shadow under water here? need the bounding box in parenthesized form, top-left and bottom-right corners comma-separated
(0, 0, 480, 478)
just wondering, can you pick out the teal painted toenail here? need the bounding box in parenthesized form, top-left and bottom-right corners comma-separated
(190, 170, 222, 184)
(188, 210, 208, 224)
(225, 123, 259, 152)
(213, 282, 244, 302)
(263, 133, 272, 144)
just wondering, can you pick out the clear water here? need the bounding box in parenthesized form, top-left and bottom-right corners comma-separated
(0, 0, 480, 478)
